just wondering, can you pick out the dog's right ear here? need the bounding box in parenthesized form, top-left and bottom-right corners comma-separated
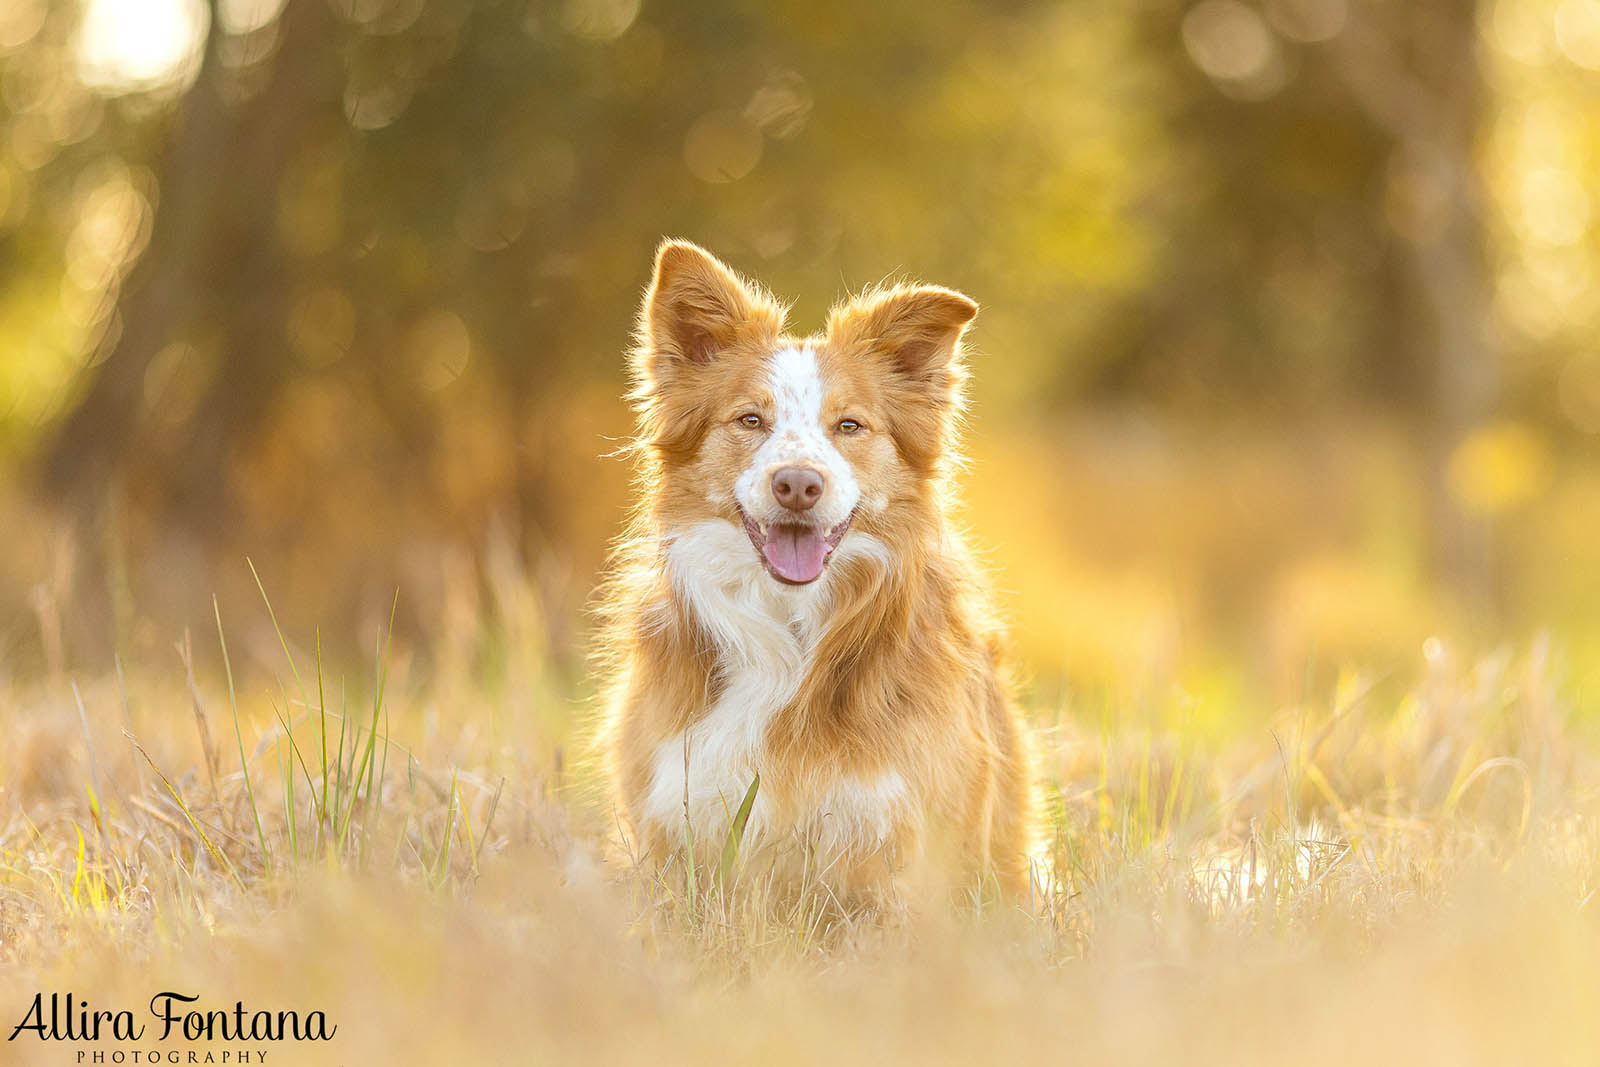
(635, 240, 783, 378)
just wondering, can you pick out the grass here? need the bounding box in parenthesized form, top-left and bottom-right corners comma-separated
(2, 595, 1599, 1065)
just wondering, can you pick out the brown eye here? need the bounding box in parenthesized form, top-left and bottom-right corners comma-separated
(737, 413, 763, 429)
(836, 418, 862, 434)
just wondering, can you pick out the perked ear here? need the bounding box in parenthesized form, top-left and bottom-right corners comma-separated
(826, 284, 979, 381)
(636, 240, 783, 376)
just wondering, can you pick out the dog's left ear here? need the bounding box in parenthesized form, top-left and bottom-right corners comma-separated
(827, 284, 978, 382)
(829, 284, 978, 474)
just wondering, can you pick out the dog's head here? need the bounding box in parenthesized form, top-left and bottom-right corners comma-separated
(630, 240, 976, 586)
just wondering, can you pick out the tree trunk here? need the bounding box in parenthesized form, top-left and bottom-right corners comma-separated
(40, 0, 339, 517)
(1332, 0, 1498, 612)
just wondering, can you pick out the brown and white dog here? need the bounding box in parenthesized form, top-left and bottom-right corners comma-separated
(598, 240, 1032, 899)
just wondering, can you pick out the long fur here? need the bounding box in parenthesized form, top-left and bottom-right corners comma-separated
(594, 240, 1033, 898)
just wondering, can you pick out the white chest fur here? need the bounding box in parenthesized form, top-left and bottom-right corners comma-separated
(640, 520, 903, 865)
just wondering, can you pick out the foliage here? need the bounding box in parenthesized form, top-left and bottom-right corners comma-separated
(1, 0, 1599, 690)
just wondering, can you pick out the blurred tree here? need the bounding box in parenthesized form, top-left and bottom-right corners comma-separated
(1330, 0, 1497, 607)
(1087, 0, 1498, 607)
(0, 0, 1580, 672)
(10, 0, 1176, 656)
(45, 0, 342, 519)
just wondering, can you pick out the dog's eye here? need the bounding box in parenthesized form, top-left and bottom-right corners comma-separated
(836, 418, 862, 434)
(737, 413, 763, 429)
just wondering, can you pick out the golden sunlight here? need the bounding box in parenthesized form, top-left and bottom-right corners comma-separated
(75, 0, 208, 94)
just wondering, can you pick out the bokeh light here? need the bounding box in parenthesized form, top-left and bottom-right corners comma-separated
(0, 0, 1597, 692)
(76, 0, 208, 94)
(683, 109, 764, 184)
(1182, 0, 1290, 99)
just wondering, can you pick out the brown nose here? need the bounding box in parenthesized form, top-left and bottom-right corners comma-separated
(772, 466, 824, 512)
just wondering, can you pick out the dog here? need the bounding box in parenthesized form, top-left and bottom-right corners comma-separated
(598, 240, 1032, 899)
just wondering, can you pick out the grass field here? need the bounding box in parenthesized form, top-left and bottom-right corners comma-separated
(3, 590, 1599, 1066)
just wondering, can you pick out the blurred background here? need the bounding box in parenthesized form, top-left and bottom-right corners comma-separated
(1, 0, 1597, 716)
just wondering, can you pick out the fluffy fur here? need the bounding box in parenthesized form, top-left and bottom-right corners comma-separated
(596, 239, 1033, 899)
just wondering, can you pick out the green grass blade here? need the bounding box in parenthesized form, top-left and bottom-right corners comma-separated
(248, 557, 311, 712)
(316, 628, 329, 837)
(433, 770, 459, 888)
(717, 773, 760, 886)
(215, 596, 271, 878)
(126, 732, 242, 889)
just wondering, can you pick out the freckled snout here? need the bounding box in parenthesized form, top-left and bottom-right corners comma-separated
(772, 466, 824, 512)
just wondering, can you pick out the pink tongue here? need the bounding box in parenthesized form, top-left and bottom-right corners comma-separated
(762, 525, 829, 583)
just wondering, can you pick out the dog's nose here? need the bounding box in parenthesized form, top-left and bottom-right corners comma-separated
(772, 466, 824, 512)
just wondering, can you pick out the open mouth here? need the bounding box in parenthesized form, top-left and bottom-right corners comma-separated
(739, 508, 855, 585)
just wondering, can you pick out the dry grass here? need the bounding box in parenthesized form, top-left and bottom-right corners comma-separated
(3, 602, 1599, 1065)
